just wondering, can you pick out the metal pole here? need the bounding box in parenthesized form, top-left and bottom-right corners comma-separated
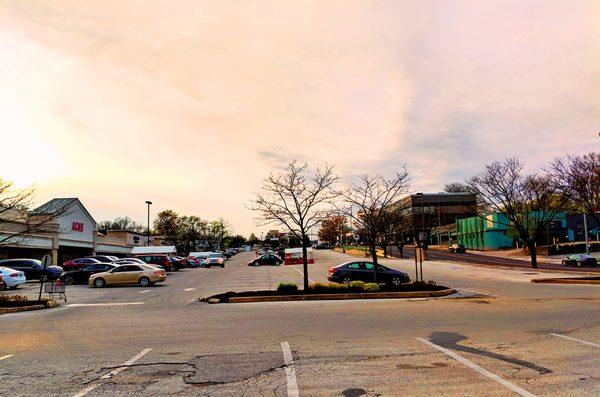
(583, 213, 589, 254)
(145, 201, 152, 246)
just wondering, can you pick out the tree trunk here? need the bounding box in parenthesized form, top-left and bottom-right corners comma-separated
(301, 233, 309, 290)
(397, 243, 404, 259)
(529, 242, 538, 269)
(370, 242, 378, 283)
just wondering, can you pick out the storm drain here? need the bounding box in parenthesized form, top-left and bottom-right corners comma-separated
(185, 352, 286, 385)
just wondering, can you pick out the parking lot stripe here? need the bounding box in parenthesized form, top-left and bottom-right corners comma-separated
(550, 333, 599, 348)
(184, 288, 196, 291)
(416, 337, 537, 397)
(71, 348, 152, 397)
(0, 354, 13, 361)
(100, 348, 153, 379)
(139, 290, 151, 294)
(67, 302, 145, 307)
(289, 266, 314, 283)
(281, 342, 299, 397)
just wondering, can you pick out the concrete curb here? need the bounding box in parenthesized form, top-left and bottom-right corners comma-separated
(226, 288, 456, 303)
(531, 278, 600, 285)
(0, 304, 46, 315)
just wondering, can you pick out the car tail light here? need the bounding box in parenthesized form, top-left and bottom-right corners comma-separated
(328, 267, 335, 275)
(10, 273, 19, 277)
(154, 270, 162, 276)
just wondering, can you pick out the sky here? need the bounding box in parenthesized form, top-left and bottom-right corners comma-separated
(0, 0, 599, 236)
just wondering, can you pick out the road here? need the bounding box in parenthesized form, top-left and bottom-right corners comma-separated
(389, 246, 600, 273)
(0, 251, 598, 396)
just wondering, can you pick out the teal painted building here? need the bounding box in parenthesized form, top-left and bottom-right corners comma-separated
(457, 213, 514, 250)
(456, 212, 567, 250)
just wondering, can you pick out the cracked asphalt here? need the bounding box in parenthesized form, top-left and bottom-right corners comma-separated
(0, 250, 598, 396)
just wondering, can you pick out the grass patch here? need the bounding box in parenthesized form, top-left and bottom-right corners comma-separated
(277, 283, 299, 294)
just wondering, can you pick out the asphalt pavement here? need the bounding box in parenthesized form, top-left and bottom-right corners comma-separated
(0, 251, 598, 396)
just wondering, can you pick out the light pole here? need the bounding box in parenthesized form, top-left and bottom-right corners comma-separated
(145, 200, 152, 246)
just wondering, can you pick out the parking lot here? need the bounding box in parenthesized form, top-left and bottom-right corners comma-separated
(0, 250, 598, 396)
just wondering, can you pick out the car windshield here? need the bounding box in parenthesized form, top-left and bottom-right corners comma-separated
(208, 253, 222, 258)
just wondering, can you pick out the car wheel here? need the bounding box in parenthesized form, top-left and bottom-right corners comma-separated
(220, 264, 224, 268)
(139, 277, 151, 287)
(276, 261, 282, 266)
(562, 260, 567, 266)
(8, 285, 17, 290)
(391, 276, 402, 286)
(577, 261, 582, 267)
(253, 261, 259, 266)
(64, 276, 75, 285)
(94, 278, 106, 288)
(342, 277, 352, 284)
(0, 283, 5, 291)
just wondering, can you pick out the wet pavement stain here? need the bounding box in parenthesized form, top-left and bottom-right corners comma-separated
(429, 332, 552, 374)
(342, 388, 367, 397)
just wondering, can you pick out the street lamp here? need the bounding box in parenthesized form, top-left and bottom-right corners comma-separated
(145, 201, 152, 246)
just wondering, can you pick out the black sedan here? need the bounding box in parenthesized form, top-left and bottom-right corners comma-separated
(327, 261, 410, 286)
(449, 244, 466, 253)
(561, 254, 597, 267)
(248, 254, 282, 266)
(60, 263, 117, 285)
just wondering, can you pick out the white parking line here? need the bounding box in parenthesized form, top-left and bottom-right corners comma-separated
(184, 288, 196, 291)
(139, 290, 150, 294)
(72, 348, 152, 397)
(0, 354, 13, 361)
(67, 302, 145, 307)
(289, 266, 315, 283)
(281, 342, 299, 397)
(550, 333, 599, 348)
(416, 337, 537, 397)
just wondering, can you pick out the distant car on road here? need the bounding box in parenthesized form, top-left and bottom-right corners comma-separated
(60, 263, 117, 285)
(0, 259, 63, 281)
(449, 244, 467, 254)
(315, 243, 332, 250)
(248, 254, 282, 267)
(327, 261, 410, 286)
(205, 253, 226, 268)
(561, 254, 597, 267)
(62, 257, 103, 271)
(88, 264, 167, 288)
(0, 266, 26, 289)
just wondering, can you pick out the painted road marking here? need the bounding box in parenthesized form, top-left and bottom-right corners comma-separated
(416, 337, 537, 397)
(72, 348, 153, 397)
(550, 333, 599, 348)
(184, 288, 196, 291)
(281, 342, 299, 397)
(289, 266, 315, 283)
(67, 302, 145, 307)
(139, 290, 151, 294)
(0, 354, 13, 361)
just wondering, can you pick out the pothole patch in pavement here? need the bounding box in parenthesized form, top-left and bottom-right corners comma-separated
(184, 352, 286, 385)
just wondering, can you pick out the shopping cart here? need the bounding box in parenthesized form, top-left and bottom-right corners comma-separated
(44, 281, 67, 302)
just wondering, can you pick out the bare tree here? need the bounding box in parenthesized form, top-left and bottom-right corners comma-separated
(548, 152, 600, 225)
(249, 161, 339, 290)
(338, 168, 411, 282)
(468, 158, 568, 269)
(0, 179, 64, 247)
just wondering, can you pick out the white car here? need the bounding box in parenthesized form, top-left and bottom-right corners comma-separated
(113, 258, 146, 265)
(0, 266, 27, 290)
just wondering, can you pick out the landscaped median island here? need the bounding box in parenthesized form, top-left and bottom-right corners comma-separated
(200, 281, 456, 303)
(0, 294, 60, 315)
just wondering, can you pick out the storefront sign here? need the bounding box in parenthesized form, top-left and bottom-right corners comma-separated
(71, 221, 84, 232)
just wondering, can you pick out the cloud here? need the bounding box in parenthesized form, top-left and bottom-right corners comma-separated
(0, 0, 598, 234)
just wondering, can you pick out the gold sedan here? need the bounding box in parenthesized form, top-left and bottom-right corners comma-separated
(88, 264, 167, 288)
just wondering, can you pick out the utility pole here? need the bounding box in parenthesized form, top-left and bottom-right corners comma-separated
(583, 213, 589, 254)
(145, 201, 152, 246)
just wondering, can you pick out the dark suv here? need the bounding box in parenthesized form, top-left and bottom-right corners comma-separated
(0, 259, 63, 281)
(134, 255, 176, 271)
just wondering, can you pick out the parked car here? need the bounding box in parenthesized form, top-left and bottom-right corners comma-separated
(219, 250, 232, 259)
(190, 252, 212, 267)
(0, 259, 63, 281)
(169, 256, 188, 270)
(449, 244, 467, 254)
(186, 257, 202, 268)
(60, 263, 117, 285)
(113, 258, 146, 265)
(0, 266, 26, 289)
(248, 254, 282, 266)
(562, 254, 598, 267)
(133, 254, 175, 271)
(62, 257, 103, 271)
(205, 253, 226, 268)
(327, 261, 410, 286)
(85, 255, 118, 263)
(89, 264, 167, 288)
